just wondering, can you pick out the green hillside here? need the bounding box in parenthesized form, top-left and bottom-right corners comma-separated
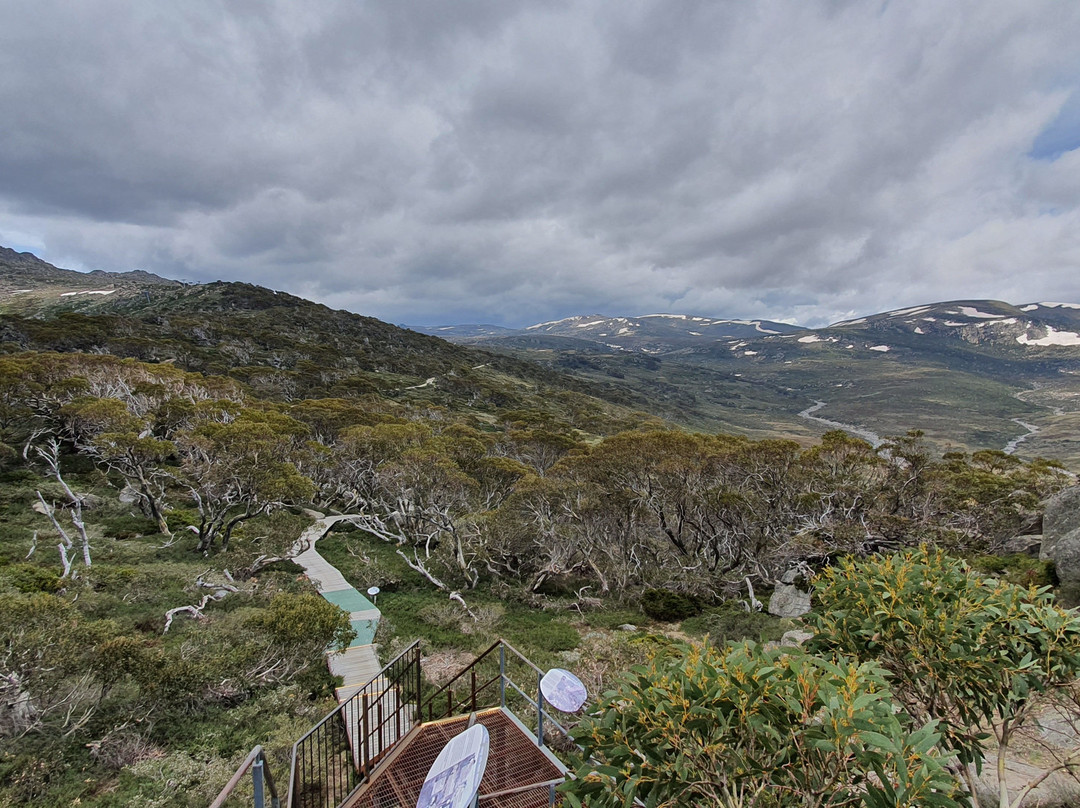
(1, 249, 1078, 806)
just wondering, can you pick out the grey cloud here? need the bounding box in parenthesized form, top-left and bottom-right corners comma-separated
(2, 1, 1080, 328)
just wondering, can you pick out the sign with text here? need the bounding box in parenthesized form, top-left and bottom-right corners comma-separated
(540, 668, 587, 713)
(415, 724, 490, 808)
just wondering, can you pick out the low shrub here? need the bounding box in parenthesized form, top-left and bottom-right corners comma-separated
(1, 563, 63, 594)
(681, 601, 784, 645)
(640, 589, 701, 622)
(971, 553, 1057, 588)
(101, 514, 159, 540)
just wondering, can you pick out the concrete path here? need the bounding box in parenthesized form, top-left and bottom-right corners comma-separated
(292, 513, 383, 702)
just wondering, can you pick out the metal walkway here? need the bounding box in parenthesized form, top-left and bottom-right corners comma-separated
(344, 709, 565, 808)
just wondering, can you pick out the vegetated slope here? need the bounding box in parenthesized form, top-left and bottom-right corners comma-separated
(452, 300, 1080, 465)
(0, 248, 660, 429)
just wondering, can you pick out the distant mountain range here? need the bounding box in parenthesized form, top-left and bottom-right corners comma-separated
(411, 314, 801, 352)
(411, 301, 1080, 465)
(4, 245, 1080, 465)
(0, 245, 183, 293)
(412, 301, 1080, 355)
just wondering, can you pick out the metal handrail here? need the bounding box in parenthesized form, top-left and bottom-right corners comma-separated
(422, 639, 573, 746)
(283, 638, 579, 808)
(422, 639, 503, 717)
(287, 641, 422, 808)
(210, 745, 281, 808)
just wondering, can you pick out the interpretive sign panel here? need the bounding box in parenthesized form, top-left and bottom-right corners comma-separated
(540, 668, 587, 713)
(416, 724, 490, 808)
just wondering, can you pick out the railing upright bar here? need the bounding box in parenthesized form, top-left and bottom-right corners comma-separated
(253, 756, 266, 808)
(316, 719, 324, 808)
(377, 696, 385, 757)
(361, 693, 371, 777)
(537, 669, 544, 747)
(415, 643, 422, 721)
(499, 644, 506, 709)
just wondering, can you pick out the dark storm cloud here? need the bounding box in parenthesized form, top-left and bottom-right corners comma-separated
(2, 1, 1080, 327)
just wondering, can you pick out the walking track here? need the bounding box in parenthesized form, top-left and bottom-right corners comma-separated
(292, 513, 383, 702)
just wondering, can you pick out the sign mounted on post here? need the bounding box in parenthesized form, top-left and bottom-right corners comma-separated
(540, 668, 587, 713)
(367, 586, 380, 604)
(416, 724, 490, 808)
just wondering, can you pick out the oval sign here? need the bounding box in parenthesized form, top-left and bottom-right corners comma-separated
(540, 668, 588, 713)
(367, 586, 381, 597)
(416, 724, 490, 808)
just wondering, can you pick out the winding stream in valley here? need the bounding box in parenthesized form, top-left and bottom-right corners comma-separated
(1003, 419, 1040, 455)
(798, 401, 884, 448)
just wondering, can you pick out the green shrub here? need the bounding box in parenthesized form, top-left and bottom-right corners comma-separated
(681, 601, 783, 645)
(640, 589, 700, 622)
(1, 563, 63, 593)
(253, 592, 356, 654)
(101, 514, 159, 540)
(87, 565, 139, 593)
(970, 552, 1057, 588)
(564, 641, 964, 807)
(810, 546, 1080, 799)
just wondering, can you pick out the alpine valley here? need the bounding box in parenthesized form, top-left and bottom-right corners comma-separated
(4, 245, 1080, 466)
(417, 303, 1080, 467)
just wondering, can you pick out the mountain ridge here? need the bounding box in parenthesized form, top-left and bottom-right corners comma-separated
(4, 245, 1080, 463)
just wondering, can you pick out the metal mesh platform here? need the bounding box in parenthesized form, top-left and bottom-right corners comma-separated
(345, 708, 564, 808)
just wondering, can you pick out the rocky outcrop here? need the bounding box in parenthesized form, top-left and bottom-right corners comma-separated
(1040, 486, 1080, 583)
(768, 584, 811, 618)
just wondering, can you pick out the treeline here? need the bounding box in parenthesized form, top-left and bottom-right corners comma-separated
(2, 351, 1068, 599)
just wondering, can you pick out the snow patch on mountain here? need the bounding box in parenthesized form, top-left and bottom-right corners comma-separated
(957, 306, 1001, 318)
(798, 335, 822, 343)
(526, 316, 579, 330)
(889, 305, 931, 317)
(868, 345, 891, 352)
(1016, 327, 1080, 346)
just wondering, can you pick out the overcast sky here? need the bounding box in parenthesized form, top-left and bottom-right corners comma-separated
(2, 1, 1080, 328)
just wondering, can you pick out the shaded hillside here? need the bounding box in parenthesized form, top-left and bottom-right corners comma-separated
(0, 252, 660, 429)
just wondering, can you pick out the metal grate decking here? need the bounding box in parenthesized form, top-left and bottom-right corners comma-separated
(344, 708, 565, 808)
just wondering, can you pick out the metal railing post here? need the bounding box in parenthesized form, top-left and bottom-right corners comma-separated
(252, 757, 265, 808)
(415, 644, 422, 723)
(499, 643, 506, 709)
(361, 693, 371, 777)
(536, 670, 544, 747)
